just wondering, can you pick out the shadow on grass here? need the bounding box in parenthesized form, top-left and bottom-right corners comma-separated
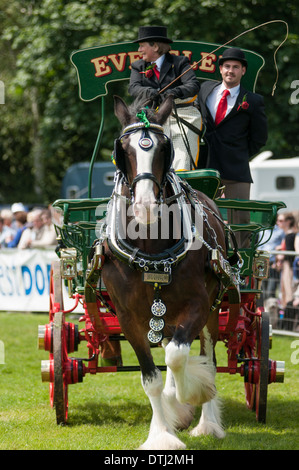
(184, 395, 299, 450)
(67, 393, 299, 428)
(63, 392, 299, 450)
(68, 400, 151, 427)
(221, 395, 299, 430)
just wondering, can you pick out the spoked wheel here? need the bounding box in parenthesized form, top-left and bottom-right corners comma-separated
(48, 261, 68, 424)
(53, 311, 68, 424)
(244, 311, 269, 423)
(39, 261, 83, 423)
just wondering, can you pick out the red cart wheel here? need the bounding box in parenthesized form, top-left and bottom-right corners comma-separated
(53, 311, 68, 424)
(40, 263, 81, 423)
(48, 261, 68, 423)
(49, 261, 64, 322)
(244, 311, 269, 423)
(48, 261, 64, 409)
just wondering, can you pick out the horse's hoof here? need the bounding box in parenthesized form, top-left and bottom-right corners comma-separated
(138, 431, 186, 450)
(190, 421, 226, 439)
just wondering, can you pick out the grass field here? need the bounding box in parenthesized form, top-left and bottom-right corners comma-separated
(0, 311, 298, 451)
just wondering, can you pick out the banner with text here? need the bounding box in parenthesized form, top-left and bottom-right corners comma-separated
(0, 249, 83, 313)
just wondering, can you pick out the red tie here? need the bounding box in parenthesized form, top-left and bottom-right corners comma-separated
(215, 89, 230, 126)
(153, 63, 160, 80)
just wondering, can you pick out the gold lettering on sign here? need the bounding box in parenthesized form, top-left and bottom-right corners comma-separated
(91, 56, 112, 77)
(128, 52, 143, 64)
(108, 53, 127, 72)
(182, 50, 192, 61)
(199, 52, 217, 73)
(90, 49, 219, 78)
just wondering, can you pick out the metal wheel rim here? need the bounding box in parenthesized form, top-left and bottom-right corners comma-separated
(53, 311, 68, 424)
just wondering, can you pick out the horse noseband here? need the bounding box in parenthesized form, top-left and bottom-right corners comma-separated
(131, 172, 162, 192)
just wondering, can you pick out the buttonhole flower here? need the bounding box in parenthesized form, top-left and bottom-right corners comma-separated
(140, 64, 157, 79)
(237, 94, 249, 111)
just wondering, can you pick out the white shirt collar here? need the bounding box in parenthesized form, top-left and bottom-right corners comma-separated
(152, 55, 165, 71)
(219, 82, 240, 98)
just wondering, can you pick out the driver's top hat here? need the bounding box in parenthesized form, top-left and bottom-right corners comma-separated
(133, 26, 173, 44)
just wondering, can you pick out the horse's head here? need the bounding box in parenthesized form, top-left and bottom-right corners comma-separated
(114, 95, 174, 225)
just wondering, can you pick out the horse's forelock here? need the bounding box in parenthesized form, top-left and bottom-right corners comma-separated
(128, 98, 158, 124)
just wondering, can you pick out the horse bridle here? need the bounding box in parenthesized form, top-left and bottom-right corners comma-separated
(113, 121, 174, 200)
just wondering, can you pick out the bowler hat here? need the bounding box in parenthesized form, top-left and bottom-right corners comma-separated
(219, 48, 248, 68)
(133, 26, 173, 44)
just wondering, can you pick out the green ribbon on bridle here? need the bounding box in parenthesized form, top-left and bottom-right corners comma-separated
(136, 108, 150, 128)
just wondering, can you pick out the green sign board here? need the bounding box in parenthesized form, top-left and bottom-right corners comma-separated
(71, 41, 265, 102)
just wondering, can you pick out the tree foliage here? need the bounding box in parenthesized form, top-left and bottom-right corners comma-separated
(0, 0, 298, 204)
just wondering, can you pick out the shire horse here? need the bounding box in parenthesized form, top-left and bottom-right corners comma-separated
(101, 95, 227, 450)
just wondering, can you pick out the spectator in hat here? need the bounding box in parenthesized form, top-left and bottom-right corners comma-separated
(6, 210, 28, 248)
(197, 47, 268, 247)
(11, 202, 26, 214)
(129, 25, 202, 171)
(10, 202, 27, 229)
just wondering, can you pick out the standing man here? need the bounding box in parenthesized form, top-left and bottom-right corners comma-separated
(197, 47, 268, 246)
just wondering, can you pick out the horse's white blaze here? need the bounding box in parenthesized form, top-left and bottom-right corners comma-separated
(129, 132, 158, 225)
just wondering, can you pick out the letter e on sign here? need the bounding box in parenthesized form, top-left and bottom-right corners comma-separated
(199, 53, 217, 73)
(91, 56, 112, 77)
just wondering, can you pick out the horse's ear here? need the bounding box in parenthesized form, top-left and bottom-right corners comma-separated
(114, 95, 131, 127)
(155, 95, 174, 125)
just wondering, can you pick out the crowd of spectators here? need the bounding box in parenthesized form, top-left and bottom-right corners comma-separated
(0, 202, 57, 249)
(262, 211, 299, 332)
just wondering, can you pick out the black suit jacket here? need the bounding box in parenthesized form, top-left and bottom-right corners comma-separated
(129, 52, 199, 101)
(197, 80, 268, 182)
